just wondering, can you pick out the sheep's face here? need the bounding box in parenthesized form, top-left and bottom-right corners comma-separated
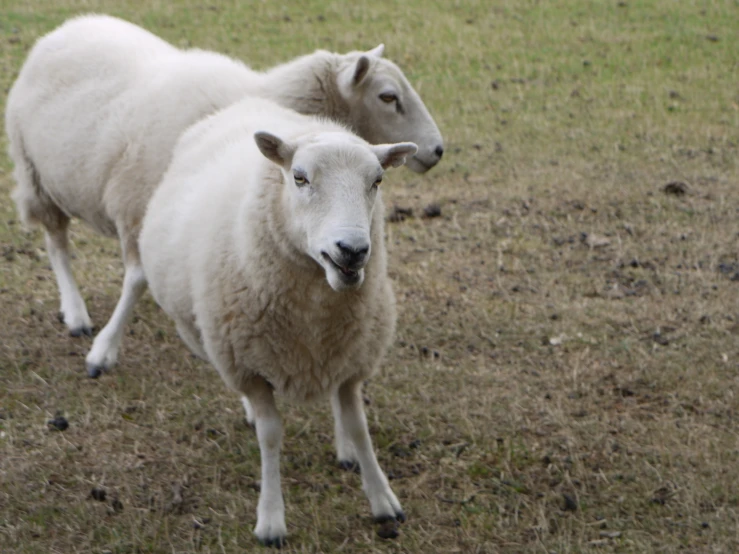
(255, 131, 417, 292)
(337, 45, 444, 174)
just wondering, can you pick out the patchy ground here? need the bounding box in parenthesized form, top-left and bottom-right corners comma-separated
(1, 1, 738, 552)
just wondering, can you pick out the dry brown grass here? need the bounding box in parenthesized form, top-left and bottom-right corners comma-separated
(1, 1, 738, 552)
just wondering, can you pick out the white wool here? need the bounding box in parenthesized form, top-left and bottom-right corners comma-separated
(139, 97, 412, 543)
(4, 14, 442, 374)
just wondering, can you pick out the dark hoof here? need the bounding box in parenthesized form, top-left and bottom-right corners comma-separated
(70, 326, 93, 338)
(374, 513, 405, 525)
(376, 517, 400, 539)
(338, 460, 360, 473)
(87, 364, 105, 379)
(258, 536, 285, 549)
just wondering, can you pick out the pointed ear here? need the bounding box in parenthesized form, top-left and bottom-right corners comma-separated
(372, 142, 418, 169)
(367, 44, 385, 58)
(254, 131, 295, 167)
(353, 56, 371, 85)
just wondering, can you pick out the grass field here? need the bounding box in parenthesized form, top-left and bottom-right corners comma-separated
(1, 1, 738, 552)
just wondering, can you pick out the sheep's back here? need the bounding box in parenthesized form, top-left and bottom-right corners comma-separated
(7, 14, 260, 238)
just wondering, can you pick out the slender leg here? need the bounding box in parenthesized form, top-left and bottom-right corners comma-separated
(85, 263, 146, 377)
(334, 377, 404, 522)
(175, 320, 208, 360)
(241, 395, 255, 426)
(45, 227, 93, 336)
(246, 377, 286, 547)
(331, 389, 358, 470)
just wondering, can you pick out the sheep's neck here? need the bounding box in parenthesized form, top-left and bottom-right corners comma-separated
(260, 54, 350, 124)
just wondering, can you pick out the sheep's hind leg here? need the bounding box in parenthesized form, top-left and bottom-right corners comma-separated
(244, 377, 287, 547)
(174, 321, 207, 360)
(85, 261, 146, 378)
(334, 377, 404, 528)
(241, 396, 255, 426)
(45, 225, 93, 337)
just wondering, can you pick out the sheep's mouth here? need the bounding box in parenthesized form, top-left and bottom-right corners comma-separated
(408, 155, 436, 173)
(322, 252, 360, 282)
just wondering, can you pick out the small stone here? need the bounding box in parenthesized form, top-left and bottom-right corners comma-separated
(583, 233, 611, 248)
(90, 487, 107, 502)
(423, 204, 442, 218)
(111, 498, 124, 512)
(47, 416, 69, 431)
(389, 443, 411, 458)
(549, 334, 567, 346)
(652, 333, 669, 346)
(663, 181, 687, 195)
(388, 205, 413, 223)
(563, 493, 578, 511)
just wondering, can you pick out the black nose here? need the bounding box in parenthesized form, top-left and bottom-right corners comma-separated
(336, 241, 369, 267)
(434, 145, 444, 159)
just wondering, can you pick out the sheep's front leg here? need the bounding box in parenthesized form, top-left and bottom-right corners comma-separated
(334, 377, 404, 524)
(45, 227, 93, 337)
(85, 262, 147, 377)
(245, 377, 286, 547)
(331, 390, 358, 471)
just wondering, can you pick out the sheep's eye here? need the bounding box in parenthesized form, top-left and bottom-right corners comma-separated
(373, 177, 383, 187)
(294, 174, 309, 186)
(379, 93, 397, 104)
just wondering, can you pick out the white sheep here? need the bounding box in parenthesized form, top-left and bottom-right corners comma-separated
(5, 14, 443, 379)
(139, 95, 416, 546)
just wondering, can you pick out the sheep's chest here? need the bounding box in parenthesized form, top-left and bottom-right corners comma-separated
(216, 279, 392, 403)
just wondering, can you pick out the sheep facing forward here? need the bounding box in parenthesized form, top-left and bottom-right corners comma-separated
(139, 97, 416, 546)
(5, 14, 443, 379)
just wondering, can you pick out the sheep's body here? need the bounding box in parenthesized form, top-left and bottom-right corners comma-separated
(5, 14, 443, 377)
(143, 99, 394, 401)
(140, 96, 412, 545)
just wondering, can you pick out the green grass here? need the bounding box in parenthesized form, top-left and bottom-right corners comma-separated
(1, 0, 739, 552)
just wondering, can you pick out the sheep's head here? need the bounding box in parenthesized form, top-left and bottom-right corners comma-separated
(337, 45, 444, 174)
(255, 130, 417, 291)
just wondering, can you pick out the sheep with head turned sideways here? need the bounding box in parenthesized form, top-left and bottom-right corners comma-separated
(5, 14, 443, 382)
(139, 95, 416, 546)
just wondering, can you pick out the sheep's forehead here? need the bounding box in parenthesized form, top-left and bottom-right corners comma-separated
(369, 59, 411, 89)
(293, 136, 380, 177)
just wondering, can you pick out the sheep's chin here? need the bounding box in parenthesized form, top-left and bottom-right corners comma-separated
(405, 155, 436, 174)
(323, 261, 365, 292)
